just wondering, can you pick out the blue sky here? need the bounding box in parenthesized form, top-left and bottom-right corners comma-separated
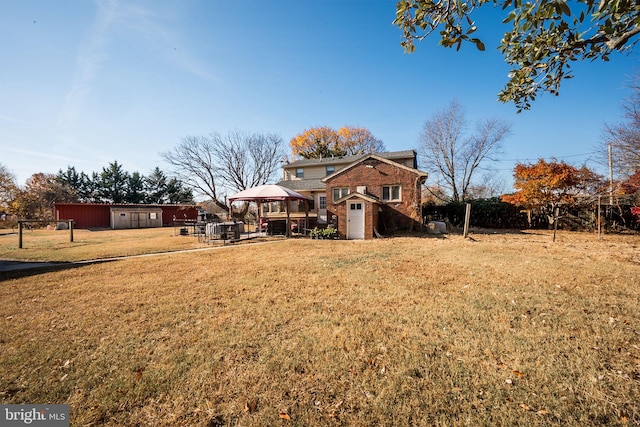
(1, 0, 638, 191)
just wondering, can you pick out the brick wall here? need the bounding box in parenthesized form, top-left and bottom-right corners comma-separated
(326, 158, 423, 237)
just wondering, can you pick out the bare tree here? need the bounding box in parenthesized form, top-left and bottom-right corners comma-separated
(465, 172, 508, 200)
(602, 76, 640, 179)
(419, 100, 511, 202)
(338, 126, 386, 155)
(162, 131, 285, 209)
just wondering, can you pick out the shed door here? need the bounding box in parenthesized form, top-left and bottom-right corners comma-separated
(131, 212, 140, 228)
(347, 202, 364, 240)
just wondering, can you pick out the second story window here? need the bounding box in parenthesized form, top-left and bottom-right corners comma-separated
(296, 168, 304, 178)
(325, 165, 335, 176)
(382, 185, 401, 202)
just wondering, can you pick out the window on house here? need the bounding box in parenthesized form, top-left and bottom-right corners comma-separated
(296, 168, 304, 178)
(326, 165, 335, 175)
(149, 212, 157, 219)
(332, 187, 350, 202)
(382, 185, 401, 202)
(318, 195, 326, 210)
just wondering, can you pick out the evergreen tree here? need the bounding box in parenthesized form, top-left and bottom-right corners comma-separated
(127, 171, 146, 204)
(99, 161, 129, 203)
(165, 177, 194, 204)
(145, 167, 168, 204)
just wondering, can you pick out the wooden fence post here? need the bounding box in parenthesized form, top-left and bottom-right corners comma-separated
(463, 203, 471, 238)
(16, 219, 76, 248)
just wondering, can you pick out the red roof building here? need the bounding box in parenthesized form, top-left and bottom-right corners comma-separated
(53, 203, 198, 229)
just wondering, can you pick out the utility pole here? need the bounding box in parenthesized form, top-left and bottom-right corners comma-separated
(608, 144, 614, 206)
(597, 196, 602, 240)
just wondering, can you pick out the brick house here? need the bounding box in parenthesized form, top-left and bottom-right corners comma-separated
(267, 150, 427, 239)
(267, 151, 420, 235)
(322, 154, 428, 239)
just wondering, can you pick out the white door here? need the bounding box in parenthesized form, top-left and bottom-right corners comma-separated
(347, 201, 364, 240)
(318, 193, 327, 224)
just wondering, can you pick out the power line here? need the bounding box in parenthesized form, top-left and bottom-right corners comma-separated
(493, 151, 600, 163)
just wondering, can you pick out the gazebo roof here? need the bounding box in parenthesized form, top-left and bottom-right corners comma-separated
(228, 184, 311, 203)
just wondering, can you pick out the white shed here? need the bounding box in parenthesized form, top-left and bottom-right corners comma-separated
(110, 206, 163, 229)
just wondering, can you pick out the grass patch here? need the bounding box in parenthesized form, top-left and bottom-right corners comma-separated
(1, 231, 639, 426)
(0, 227, 274, 262)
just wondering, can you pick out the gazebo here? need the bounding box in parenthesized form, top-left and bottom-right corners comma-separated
(228, 184, 311, 237)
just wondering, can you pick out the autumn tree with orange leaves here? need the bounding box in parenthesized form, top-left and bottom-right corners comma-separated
(620, 170, 640, 196)
(632, 206, 640, 223)
(290, 126, 385, 159)
(11, 173, 77, 221)
(624, 171, 640, 224)
(502, 159, 603, 227)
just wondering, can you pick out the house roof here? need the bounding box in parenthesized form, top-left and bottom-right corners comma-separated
(53, 202, 197, 208)
(334, 192, 381, 205)
(283, 150, 418, 169)
(321, 154, 428, 183)
(276, 178, 325, 192)
(228, 184, 311, 202)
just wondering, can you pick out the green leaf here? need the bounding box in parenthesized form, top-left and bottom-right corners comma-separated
(471, 38, 486, 51)
(503, 11, 516, 23)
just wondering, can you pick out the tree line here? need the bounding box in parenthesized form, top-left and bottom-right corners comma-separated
(2, 77, 639, 228)
(161, 128, 387, 212)
(0, 127, 387, 223)
(55, 162, 193, 205)
(3, 2, 640, 227)
(0, 162, 193, 221)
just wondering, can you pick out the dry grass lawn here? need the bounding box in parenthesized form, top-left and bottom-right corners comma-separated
(1, 230, 639, 426)
(0, 227, 265, 262)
